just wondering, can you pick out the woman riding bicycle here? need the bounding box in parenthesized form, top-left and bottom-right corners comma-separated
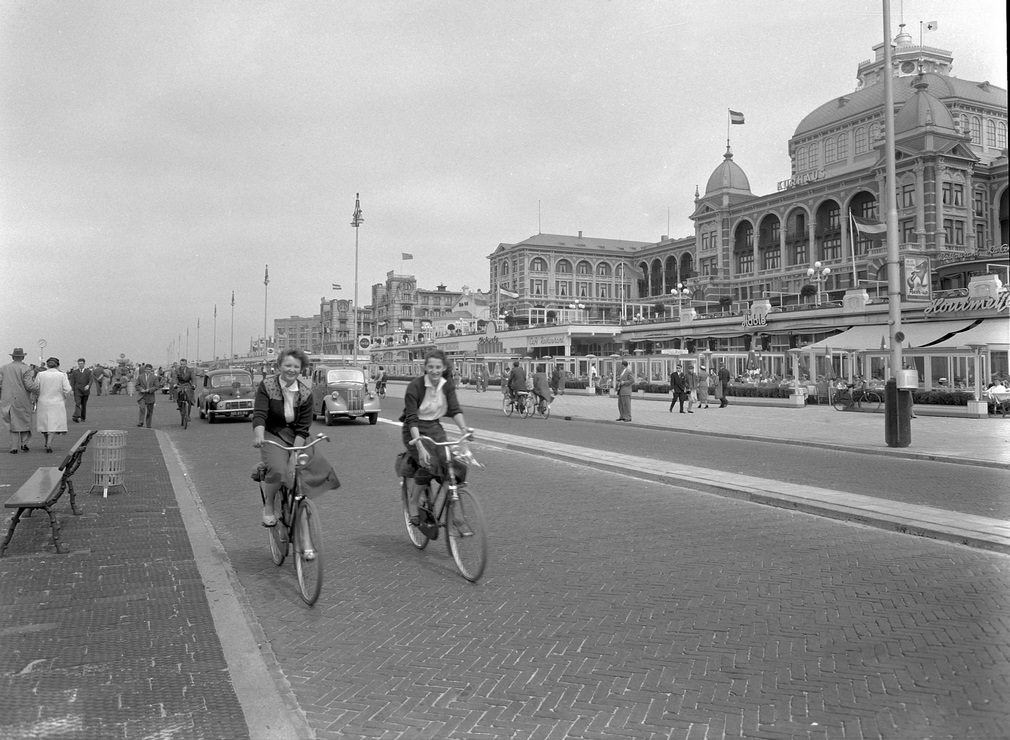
(400, 349, 472, 527)
(252, 348, 339, 560)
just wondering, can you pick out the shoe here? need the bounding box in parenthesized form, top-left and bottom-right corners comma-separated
(688, 411, 694, 414)
(616, 418, 624, 421)
(452, 519, 474, 537)
(72, 418, 79, 423)
(679, 410, 685, 414)
(261, 514, 277, 527)
(409, 515, 420, 526)
(136, 423, 144, 427)
(8, 449, 16, 454)
(302, 549, 316, 561)
(45, 447, 53, 453)
(20, 445, 29, 452)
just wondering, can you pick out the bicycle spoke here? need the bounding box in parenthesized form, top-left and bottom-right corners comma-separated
(294, 498, 324, 605)
(446, 488, 488, 582)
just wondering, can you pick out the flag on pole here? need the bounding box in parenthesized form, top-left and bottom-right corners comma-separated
(264, 264, 269, 286)
(498, 286, 519, 298)
(401, 252, 413, 260)
(729, 109, 745, 125)
(925, 20, 938, 31)
(621, 262, 645, 279)
(231, 291, 235, 307)
(851, 214, 887, 235)
(331, 283, 342, 291)
(350, 193, 363, 227)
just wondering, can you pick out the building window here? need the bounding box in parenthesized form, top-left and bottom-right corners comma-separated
(998, 122, 1008, 149)
(796, 146, 808, 172)
(793, 243, 808, 264)
(974, 189, 986, 217)
(824, 204, 840, 230)
(808, 143, 819, 169)
(699, 257, 717, 276)
(597, 283, 611, 299)
(869, 122, 882, 145)
(556, 259, 572, 274)
(821, 237, 841, 261)
(762, 248, 781, 270)
(576, 260, 592, 275)
(976, 223, 986, 248)
(942, 182, 965, 207)
(769, 220, 780, 242)
(944, 219, 966, 246)
(900, 219, 916, 244)
(530, 257, 547, 272)
(596, 262, 611, 277)
(901, 184, 915, 208)
(736, 253, 754, 274)
(836, 133, 848, 160)
(825, 136, 837, 163)
(556, 280, 571, 297)
(986, 120, 998, 147)
(529, 279, 545, 296)
(576, 281, 590, 298)
(970, 116, 982, 143)
(855, 126, 868, 154)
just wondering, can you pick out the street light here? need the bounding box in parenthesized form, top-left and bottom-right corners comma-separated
(671, 282, 692, 317)
(806, 262, 831, 306)
(567, 302, 586, 322)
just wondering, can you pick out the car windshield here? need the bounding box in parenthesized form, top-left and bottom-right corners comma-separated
(210, 373, 252, 388)
(326, 369, 364, 384)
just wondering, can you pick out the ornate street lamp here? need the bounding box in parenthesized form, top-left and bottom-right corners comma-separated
(567, 302, 586, 322)
(671, 282, 692, 317)
(806, 262, 831, 306)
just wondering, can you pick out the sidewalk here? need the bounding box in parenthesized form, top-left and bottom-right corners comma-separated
(0, 400, 304, 740)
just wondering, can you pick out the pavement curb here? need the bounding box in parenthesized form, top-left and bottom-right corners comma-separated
(472, 431, 1010, 556)
(158, 431, 315, 740)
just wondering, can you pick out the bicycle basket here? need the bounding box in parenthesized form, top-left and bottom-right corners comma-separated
(395, 451, 419, 478)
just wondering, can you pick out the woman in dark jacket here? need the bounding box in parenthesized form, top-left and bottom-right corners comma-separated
(252, 348, 336, 559)
(399, 349, 471, 525)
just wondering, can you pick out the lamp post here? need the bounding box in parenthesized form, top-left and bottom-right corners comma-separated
(263, 264, 270, 357)
(567, 302, 586, 323)
(806, 262, 831, 306)
(350, 193, 363, 366)
(230, 290, 235, 360)
(672, 282, 692, 318)
(213, 304, 217, 361)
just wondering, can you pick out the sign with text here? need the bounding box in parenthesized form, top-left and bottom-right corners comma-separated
(902, 255, 931, 301)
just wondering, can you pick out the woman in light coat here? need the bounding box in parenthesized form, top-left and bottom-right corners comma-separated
(696, 365, 710, 409)
(35, 357, 72, 453)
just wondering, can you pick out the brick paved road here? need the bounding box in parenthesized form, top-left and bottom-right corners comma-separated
(172, 417, 1010, 740)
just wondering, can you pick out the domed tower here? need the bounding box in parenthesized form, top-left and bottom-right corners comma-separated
(690, 146, 757, 286)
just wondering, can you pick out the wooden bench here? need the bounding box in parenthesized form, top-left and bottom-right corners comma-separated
(1, 430, 96, 556)
(990, 393, 1010, 418)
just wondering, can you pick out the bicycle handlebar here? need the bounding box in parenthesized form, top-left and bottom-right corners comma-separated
(261, 433, 331, 452)
(416, 431, 474, 448)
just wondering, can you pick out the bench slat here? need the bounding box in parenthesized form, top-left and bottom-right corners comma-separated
(60, 430, 95, 472)
(5, 467, 63, 508)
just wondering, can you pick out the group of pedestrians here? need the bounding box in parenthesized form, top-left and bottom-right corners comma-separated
(667, 362, 731, 413)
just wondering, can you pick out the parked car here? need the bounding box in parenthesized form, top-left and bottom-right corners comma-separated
(311, 365, 380, 425)
(198, 368, 255, 423)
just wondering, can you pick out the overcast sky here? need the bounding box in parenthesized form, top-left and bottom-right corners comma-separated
(1, 1, 1005, 366)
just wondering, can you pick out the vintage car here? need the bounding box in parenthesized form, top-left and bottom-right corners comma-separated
(198, 368, 255, 423)
(311, 365, 380, 425)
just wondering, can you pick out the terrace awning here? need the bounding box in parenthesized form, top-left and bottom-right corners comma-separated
(922, 318, 1010, 350)
(802, 320, 974, 352)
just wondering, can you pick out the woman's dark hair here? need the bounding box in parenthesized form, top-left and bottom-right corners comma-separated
(423, 349, 446, 365)
(277, 348, 309, 369)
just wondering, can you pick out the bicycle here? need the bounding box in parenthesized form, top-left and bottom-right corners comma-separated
(375, 381, 387, 399)
(529, 393, 551, 420)
(399, 432, 488, 582)
(474, 376, 488, 393)
(502, 390, 535, 418)
(831, 384, 882, 412)
(259, 434, 330, 605)
(175, 387, 193, 428)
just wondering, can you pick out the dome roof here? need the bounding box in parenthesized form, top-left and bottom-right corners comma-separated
(894, 77, 956, 134)
(793, 72, 1006, 138)
(704, 147, 752, 195)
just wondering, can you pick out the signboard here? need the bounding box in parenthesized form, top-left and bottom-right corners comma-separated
(357, 336, 372, 350)
(777, 169, 826, 191)
(528, 334, 566, 347)
(740, 314, 768, 329)
(924, 292, 1009, 316)
(902, 255, 931, 300)
(659, 349, 688, 355)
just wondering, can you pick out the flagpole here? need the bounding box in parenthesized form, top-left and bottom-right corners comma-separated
(230, 291, 235, 361)
(849, 213, 858, 288)
(263, 264, 269, 357)
(351, 193, 363, 368)
(213, 304, 217, 361)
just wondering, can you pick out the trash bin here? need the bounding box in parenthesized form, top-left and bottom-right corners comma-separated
(90, 430, 128, 498)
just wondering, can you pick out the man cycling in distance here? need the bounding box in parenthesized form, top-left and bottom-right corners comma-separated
(172, 358, 196, 423)
(374, 366, 388, 397)
(505, 360, 527, 407)
(530, 363, 553, 411)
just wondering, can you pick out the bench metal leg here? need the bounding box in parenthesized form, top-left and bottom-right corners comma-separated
(64, 481, 82, 516)
(42, 505, 66, 554)
(0, 508, 26, 557)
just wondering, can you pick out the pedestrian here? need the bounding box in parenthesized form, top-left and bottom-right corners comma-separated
(531, 364, 553, 408)
(668, 363, 688, 413)
(696, 365, 711, 408)
(1, 347, 39, 453)
(549, 365, 561, 396)
(35, 357, 72, 453)
(68, 358, 94, 423)
(684, 363, 698, 413)
(717, 362, 731, 408)
(616, 360, 634, 421)
(589, 365, 599, 394)
(135, 363, 158, 428)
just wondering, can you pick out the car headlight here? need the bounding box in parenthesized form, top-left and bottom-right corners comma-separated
(209, 394, 221, 403)
(330, 391, 340, 401)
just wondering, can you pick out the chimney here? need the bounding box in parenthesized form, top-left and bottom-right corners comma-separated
(577, 230, 583, 239)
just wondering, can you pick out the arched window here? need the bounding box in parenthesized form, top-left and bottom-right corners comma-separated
(576, 260, 592, 275)
(970, 116, 982, 143)
(529, 257, 547, 272)
(855, 126, 868, 154)
(825, 136, 837, 163)
(797, 146, 808, 172)
(986, 119, 997, 147)
(836, 133, 848, 160)
(808, 142, 819, 169)
(501, 260, 509, 274)
(997, 122, 1008, 149)
(596, 262, 611, 277)
(555, 259, 572, 274)
(869, 122, 882, 145)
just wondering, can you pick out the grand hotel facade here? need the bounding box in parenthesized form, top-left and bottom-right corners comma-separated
(373, 33, 1008, 402)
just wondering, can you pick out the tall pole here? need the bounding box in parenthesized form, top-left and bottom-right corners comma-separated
(882, 0, 902, 375)
(186, 327, 190, 359)
(263, 264, 270, 356)
(230, 290, 235, 361)
(351, 193, 364, 366)
(196, 318, 200, 362)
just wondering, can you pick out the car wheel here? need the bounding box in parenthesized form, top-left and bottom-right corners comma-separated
(324, 407, 334, 426)
(368, 413, 378, 425)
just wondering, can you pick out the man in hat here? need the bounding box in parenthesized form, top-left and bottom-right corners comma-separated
(0, 347, 39, 453)
(68, 357, 95, 423)
(135, 363, 158, 428)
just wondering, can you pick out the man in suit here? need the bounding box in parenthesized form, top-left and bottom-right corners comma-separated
(135, 363, 158, 428)
(717, 362, 731, 408)
(669, 363, 688, 413)
(506, 361, 527, 406)
(616, 361, 635, 422)
(68, 358, 94, 423)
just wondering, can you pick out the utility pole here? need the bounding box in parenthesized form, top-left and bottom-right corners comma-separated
(351, 193, 364, 366)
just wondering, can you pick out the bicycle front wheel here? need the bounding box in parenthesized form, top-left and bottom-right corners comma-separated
(446, 487, 488, 582)
(502, 396, 514, 416)
(863, 391, 882, 412)
(294, 498, 324, 606)
(831, 391, 849, 411)
(401, 478, 429, 550)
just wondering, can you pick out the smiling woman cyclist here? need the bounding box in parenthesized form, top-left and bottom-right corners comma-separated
(400, 349, 472, 525)
(252, 348, 339, 559)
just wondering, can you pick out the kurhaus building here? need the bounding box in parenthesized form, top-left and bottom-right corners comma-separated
(460, 31, 1007, 396)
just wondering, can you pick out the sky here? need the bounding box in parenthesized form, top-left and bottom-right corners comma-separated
(1, 0, 1006, 366)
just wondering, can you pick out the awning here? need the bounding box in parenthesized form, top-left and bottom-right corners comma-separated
(923, 318, 1010, 350)
(802, 320, 973, 351)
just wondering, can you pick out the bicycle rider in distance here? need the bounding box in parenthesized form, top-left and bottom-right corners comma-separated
(252, 348, 339, 560)
(374, 365, 388, 396)
(399, 349, 472, 528)
(172, 358, 196, 422)
(505, 360, 527, 407)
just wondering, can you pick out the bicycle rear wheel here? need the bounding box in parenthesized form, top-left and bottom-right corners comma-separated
(863, 391, 882, 412)
(446, 487, 488, 582)
(539, 399, 551, 420)
(520, 396, 535, 419)
(294, 498, 324, 605)
(401, 478, 429, 549)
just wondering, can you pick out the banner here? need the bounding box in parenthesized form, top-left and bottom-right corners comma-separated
(903, 255, 931, 300)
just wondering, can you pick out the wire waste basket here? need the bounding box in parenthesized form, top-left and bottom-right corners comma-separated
(90, 430, 128, 498)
